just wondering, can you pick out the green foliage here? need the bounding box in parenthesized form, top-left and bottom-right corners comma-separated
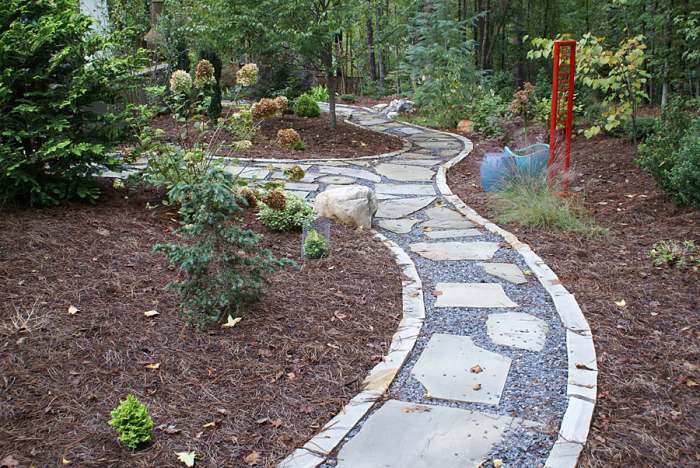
(304, 229, 329, 259)
(294, 94, 321, 118)
(340, 94, 357, 103)
(0, 0, 145, 206)
(154, 171, 293, 327)
(464, 89, 508, 137)
(198, 50, 223, 120)
(621, 115, 656, 141)
(637, 102, 700, 208)
(308, 85, 330, 102)
(109, 395, 153, 450)
(291, 139, 307, 151)
(489, 174, 602, 234)
(649, 240, 699, 271)
(487, 71, 517, 101)
(258, 193, 314, 232)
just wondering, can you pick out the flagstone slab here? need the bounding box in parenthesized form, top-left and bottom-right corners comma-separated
(422, 218, 477, 229)
(425, 228, 482, 239)
(377, 218, 419, 234)
(393, 126, 425, 135)
(425, 206, 468, 222)
(335, 400, 519, 468)
(376, 197, 436, 219)
(319, 167, 381, 183)
(402, 152, 441, 160)
(411, 334, 512, 405)
(225, 166, 269, 179)
(415, 140, 462, 150)
(317, 175, 357, 185)
(486, 312, 548, 352)
(270, 171, 318, 183)
(396, 159, 441, 166)
(281, 182, 319, 191)
(285, 190, 310, 200)
(479, 262, 528, 285)
(375, 183, 436, 196)
(355, 118, 390, 126)
(433, 283, 518, 308)
(409, 241, 500, 261)
(375, 163, 435, 182)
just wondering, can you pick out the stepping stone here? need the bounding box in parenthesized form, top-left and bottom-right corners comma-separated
(393, 126, 424, 135)
(225, 166, 269, 179)
(271, 172, 318, 183)
(375, 183, 436, 196)
(402, 152, 441, 160)
(377, 218, 419, 234)
(422, 218, 476, 229)
(425, 229, 482, 239)
(433, 283, 518, 308)
(355, 118, 390, 126)
(486, 312, 549, 352)
(375, 163, 434, 182)
(376, 197, 436, 219)
(266, 163, 311, 170)
(285, 190, 310, 200)
(425, 206, 467, 222)
(397, 159, 441, 166)
(415, 140, 461, 150)
(346, 160, 372, 167)
(319, 167, 381, 183)
(335, 400, 525, 468)
(411, 334, 512, 405)
(479, 262, 528, 285)
(317, 175, 356, 185)
(280, 182, 319, 191)
(409, 241, 499, 261)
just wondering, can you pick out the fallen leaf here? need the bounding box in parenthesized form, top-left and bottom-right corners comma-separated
(175, 451, 196, 467)
(575, 363, 595, 371)
(145, 363, 161, 370)
(255, 417, 270, 425)
(243, 451, 260, 466)
(221, 315, 242, 328)
(493, 460, 504, 468)
(401, 404, 431, 413)
(334, 311, 347, 320)
(202, 421, 216, 428)
(472, 383, 482, 391)
(432, 289, 443, 297)
(61, 457, 71, 465)
(144, 310, 159, 317)
(68, 305, 78, 315)
(156, 424, 181, 434)
(216, 408, 229, 415)
(96, 227, 111, 236)
(684, 378, 698, 388)
(0, 455, 19, 467)
(470, 365, 482, 374)
(270, 419, 283, 428)
(614, 299, 626, 307)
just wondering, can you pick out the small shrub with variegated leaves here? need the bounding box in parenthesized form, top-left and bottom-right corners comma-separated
(109, 394, 153, 450)
(258, 193, 314, 232)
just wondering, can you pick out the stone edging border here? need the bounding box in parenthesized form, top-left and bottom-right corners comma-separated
(425, 125, 597, 468)
(278, 231, 426, 468)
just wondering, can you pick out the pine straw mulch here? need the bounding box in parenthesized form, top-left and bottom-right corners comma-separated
(0, 187, 402, 467)
(447, 132, 700, 466)
(149, 112, 404, 160)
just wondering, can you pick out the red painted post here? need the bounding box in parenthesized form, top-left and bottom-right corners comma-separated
(547, 40, 576, 190)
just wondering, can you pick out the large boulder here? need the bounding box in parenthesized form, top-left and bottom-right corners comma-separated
(313, 186, 378, 229)
(381, 98, 414, 116)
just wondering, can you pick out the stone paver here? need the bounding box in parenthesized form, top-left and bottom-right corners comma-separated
(317, 175, 356, 185)
(375, 163, 435, 182)
(335, 399, 522, 468)
(422, 218, 477, 229)
(319, 166, 381, 183)
(409, 241, 500, 261)
(376, 197, 436, 219)
(486, 312, 549, 351)
(425, 228, 482, 239)
(411, 334, 512, 405)
(433, 283, 518, 308)
(479, 262, 528, 284)
(375, 183, 436, 196)
(377, 218, 420, 234)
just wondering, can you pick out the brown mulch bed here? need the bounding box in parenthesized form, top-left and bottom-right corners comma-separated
(447, 132, 700, 466)
(0, 187, 402, 467)
(149, 112, 404, 160)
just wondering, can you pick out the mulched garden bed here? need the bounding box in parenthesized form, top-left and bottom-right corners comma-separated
(149, 112, 404, 160)
(447, 132, 700, 466)
(0, 187, 402, 467)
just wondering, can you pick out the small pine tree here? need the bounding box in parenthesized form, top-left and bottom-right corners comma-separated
(109, 394, 154, 450)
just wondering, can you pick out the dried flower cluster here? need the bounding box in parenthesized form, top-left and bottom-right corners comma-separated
(274, 95, 289, 112)
(231, 139, 253, 151)
(283, 164, 305, 182)
(169, 70, 192, 94)
(509, 82, 537, 119)
(262, 190, 286, 211)
(239, 187, 259, 208)
(252, 98, 279, 120)
(194, 59, 215, 87)
(236, 63, 259, 87)
(276, 128, 301, 148)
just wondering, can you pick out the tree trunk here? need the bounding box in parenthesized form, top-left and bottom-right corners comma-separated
(366, 15, 376, 81)
(376, 4, 385, 87)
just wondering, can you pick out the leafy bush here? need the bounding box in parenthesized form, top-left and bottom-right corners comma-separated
(488, 174, 602, 234)
(258, 193, 314, 232)
(488, 71, 516, 101)
(109, 395, 153, 450)
(294, 94, 321, 118)
(637, 102, 700, 208)
(304, 229, 329, 259)
(464, 89, 507, 137)
(291, 139, 306, 151)
(308, 85, 329, 102)
(340, 94, 356, 103)
(154, 172, 293, 327)
(0, 0, 144, 206)
(649, 240, 699, 270)
(623, 116, 656, 141)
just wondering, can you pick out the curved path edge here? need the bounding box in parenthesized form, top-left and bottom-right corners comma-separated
(279, 231, 426, 468)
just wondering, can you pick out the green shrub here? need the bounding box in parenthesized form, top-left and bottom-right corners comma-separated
(304, 229, 329, 259)
(465, 89, 507, 137)
(109, 394, 153, 450)
(488, 174, 602, 234)
(623, 116, 657, 141)
(291, 139, 306, 151)
(258, 193, 314, 232)
(649, 240, 699, 270)
(340, 94, 356, 103)
(0, 0, 144, 206)
(294, 94, 321, 118)
(154, 171, 293, 327)
(637, 101, 700, 208)
(308, 85, 329, 102)
(487, 71, 516, 101)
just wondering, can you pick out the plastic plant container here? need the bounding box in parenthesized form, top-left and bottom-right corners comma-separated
(504, 143, 549, 176)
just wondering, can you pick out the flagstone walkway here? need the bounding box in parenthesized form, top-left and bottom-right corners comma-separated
(110, 104, 596, 467)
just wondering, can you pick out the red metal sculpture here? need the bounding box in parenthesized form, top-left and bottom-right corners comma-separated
(547, 40, 576, 189)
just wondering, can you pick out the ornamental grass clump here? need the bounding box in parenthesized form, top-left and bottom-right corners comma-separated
(277, 128, 301, 148)
(109, 394, 153, 450)
(258, 193, 314, 232)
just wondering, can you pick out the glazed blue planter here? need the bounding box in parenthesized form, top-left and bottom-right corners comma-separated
(480, 152, 512, 192)
(504, 143, 549, 176)
(480, 144, 550, 192)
